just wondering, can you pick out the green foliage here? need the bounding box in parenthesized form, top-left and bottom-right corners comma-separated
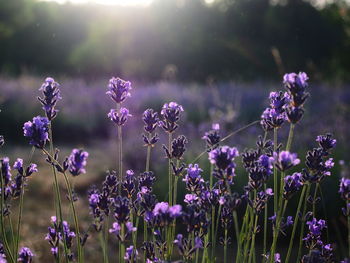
(0, 0, 350, 81)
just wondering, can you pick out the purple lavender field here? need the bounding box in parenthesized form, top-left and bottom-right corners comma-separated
(2, 0, 350, 262)
(0, 74, 350, 262)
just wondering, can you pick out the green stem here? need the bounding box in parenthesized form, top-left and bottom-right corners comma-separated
(233, 210, 240, 256)
(42, 148, 82, 262)
(99, 231, 107, 263)
(297, 184, 311, 262)
(286, 124, 295, 152)
(213, 205, 222, 259)
(248, 214, 259, 263)
(312, 183, 319, 217)
(168, 133, 173, 206)
(269, 200, 288, 263)
(15, 147, 35, 261)
(348, 200, 350, 258)
(273, 128, 278, 215)
(263, 184, 268, 257)
(8, 216, 15, 256)
(48, 124, 68, 263)
(224, 227, 228, 263)
(285, 185, 306, 263)
(103, 216, 109, 263)
(236, 207, 249, 263)
(0, 164, 15, 263)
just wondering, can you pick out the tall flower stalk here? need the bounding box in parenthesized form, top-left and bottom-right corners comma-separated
(106, 77, 132, 259)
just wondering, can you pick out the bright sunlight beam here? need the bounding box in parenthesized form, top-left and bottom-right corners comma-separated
(42, 0, 154, 6)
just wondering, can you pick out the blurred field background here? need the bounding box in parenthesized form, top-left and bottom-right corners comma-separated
(1, 0, 350, 261)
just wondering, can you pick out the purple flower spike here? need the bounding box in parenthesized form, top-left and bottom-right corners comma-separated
(275, 151, 300, 171)
(23, 116, 50, 148)
(38, 77, 61, 120)
(109, 222, 121, 235)
(106, 77, 132, 104)
(67, 149, 88, 176)
(316, 134, 336, 153)
(143, 109, 159, 133)
(283, 172, 303, 199)
(209, 146, 239, 171)
(18, 247, 34, 263)
(339, 177, 350, 201)
(283, 72, 308, 89)
(108, 108, 131, 126)
(124, 246, 138, 263)
(0, 157, 12, 185)
(306, 218, 327, 237)
(160, 102, 184, 133)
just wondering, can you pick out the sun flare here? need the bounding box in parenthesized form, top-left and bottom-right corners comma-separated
(43, 0, 154, 6)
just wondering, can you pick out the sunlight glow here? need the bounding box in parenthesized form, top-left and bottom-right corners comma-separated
(42, 0, 154, 6)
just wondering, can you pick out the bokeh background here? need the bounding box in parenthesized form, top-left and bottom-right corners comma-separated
(1, 0, 350, 261)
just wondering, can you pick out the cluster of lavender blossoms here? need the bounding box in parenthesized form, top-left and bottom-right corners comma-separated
(0, 71, 346, 263)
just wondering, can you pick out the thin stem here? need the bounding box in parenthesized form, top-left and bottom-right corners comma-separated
(248, 214, 259, 263)
(312, 183, 319, 217)
(213, 205, 222, 261)
(263, 184, 268, 257)
(285, 185, 306, 263)
(99, 231, 107, 263)
(168, 133, 173, 206)
(48, 124, 68, 263)
(103, 216, 109, 263)
(42, 148, 82, 263)
(296, 184, 311, 262)
(224, 227, 228, 263)
(236, 207, 249, 262)
(348, 200, 350, 258)
(0, 166, 15, 263)
(15, 147, 35, 261)
(233, 210, 240, 257)
(286, 124, 295, 152)
(269, 200, 288, 263)
(273, 128, 278, 215)
(8, 215, 15, 256)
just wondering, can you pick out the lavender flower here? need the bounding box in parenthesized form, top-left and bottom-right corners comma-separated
(106, 77, 132, 103)
(202, 123, 221, 150)
(67, 149, 88, 176)
(286, 106, 304, 124)
(340, 177, 350, 200)
(163, 135, 188, 160)
(160, 102, 184, 133)
(283, 172, 303, 199)
(18, 247, 34, 263)
(260, 107, 286, 131)
(269, 91, 290, 113)
(124, 245, 138, 262)
(113, 196, 130, 224)
(274, 151, 300, 171)
(0, 157, 12, 185)
(174, 234, 203, 260)
(143, 109, 159, 133)
(38, 77, 61, 120)
(109, 221, 136, 242)
(148, 202, 182, 226)
(123, 170, 136, 198)
(209, 146, 239, 184)
(209, 146, 239, 171)
(45, 216, 60, 258)
(138, 171, 156, 191)
(303, 218, 327, 249)
(183, 164, 204, 193)
(283, 72, 309, 107)
(108, 108, 131, 126)
(316, 134, 336, 153)
(248, 188, 273, 213)
(23, 116, 50, 148)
